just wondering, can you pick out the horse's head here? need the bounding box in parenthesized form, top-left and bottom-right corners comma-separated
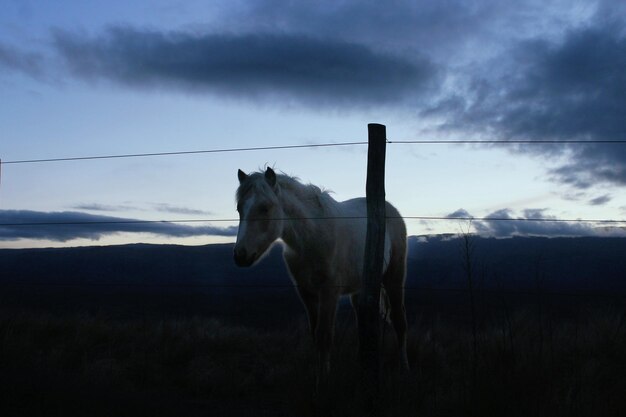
(233, 167, 284, 267)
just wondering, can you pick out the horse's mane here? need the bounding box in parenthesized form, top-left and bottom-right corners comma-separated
(278, 174, 331, 200)
(237, 170, 335, 215)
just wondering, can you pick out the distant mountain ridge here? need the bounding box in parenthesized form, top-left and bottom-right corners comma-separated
(2, 236, 626, 292)
(408, 235, 626, 292)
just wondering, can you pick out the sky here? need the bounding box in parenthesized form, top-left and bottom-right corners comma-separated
(1, 0, 626, 248)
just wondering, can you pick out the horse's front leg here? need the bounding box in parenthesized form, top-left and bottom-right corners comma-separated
(315, 287, 339, 378)
(296, 285, 319, 342)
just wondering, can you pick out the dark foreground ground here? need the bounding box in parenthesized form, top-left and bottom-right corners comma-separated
(1, 290, 625, 417)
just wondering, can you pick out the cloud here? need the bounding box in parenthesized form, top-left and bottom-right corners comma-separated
(206, 0, 626, 189)
(53, 27, 437, 107)
(73, 203, 212, 216)
(445, 208, 626, 238)
(589, 195, 612, 206)
(446, 208, 472, 219)
(430, 20, 626, 188)
(0, 210, 237, 242)
(6, 0, 625, 192)
(73, 203, 140, 212)
(0, 41, 43, 77)
(151, 203, 213, 216)
(209, 0, 583, 65)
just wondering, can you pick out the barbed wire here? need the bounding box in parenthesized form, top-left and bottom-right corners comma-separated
(2, 139, 626, 228)
(1, 214, 625, 228)
(388, 139, 626, 144)
(1, 142, 368, 165)
(3, 138, 626, 165)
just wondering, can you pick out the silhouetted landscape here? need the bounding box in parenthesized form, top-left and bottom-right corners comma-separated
(1, 236, 625, 416)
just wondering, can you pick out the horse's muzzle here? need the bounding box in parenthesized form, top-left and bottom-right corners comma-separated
(233, 247, 255, 267)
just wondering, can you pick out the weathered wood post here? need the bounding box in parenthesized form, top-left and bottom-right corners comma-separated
(358, 123, 387, 406)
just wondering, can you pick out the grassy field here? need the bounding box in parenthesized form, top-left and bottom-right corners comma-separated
(1, 301, 625, 417)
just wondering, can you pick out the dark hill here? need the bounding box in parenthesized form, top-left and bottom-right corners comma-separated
(408, 235, 626, 292)
(3, 236, 626, 291)
(1, 236, 625, 322)
(0, 243, 290, 287)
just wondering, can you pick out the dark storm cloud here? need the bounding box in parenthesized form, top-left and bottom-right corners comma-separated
(219, 0, 626, 189)
(0, 41, 43, 77)
(216, 0, 506, 59)
(433, 22, 626, 188)
(0, 210, 236, 242)
(53, 27, 437, 106)
(589, 194, 612, 206)
(445, 208, 620, 238)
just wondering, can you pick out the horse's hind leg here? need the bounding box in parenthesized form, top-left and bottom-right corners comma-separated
(316, 288, 339, 378)
(389, 288, 409, 370)
(384, 268, 409, 370)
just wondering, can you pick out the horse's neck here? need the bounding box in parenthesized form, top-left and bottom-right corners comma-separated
(279, 188, 330, 254)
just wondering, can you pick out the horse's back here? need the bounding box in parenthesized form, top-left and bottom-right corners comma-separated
(338, 198, 406, 243)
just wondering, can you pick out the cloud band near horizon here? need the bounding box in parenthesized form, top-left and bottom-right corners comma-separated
(0, 210, 237, 242)
(445, 208, 626, 238)
(1, 208, 623, 244)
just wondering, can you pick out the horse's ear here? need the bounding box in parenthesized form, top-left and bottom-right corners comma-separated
(265, 167, 277, 187)
(238, 169, 248, 183)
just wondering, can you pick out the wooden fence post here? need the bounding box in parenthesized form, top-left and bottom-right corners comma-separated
(358, 123, 387, 408)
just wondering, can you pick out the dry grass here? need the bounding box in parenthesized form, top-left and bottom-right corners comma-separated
(0, 305, 625, 417)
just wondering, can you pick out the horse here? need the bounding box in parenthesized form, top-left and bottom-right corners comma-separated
(233, 167, 409, 376)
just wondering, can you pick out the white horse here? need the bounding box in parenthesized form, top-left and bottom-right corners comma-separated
(234, 167, 408, 374)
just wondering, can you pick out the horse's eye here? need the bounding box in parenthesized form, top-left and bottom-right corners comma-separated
(258, 205, 269, 214)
